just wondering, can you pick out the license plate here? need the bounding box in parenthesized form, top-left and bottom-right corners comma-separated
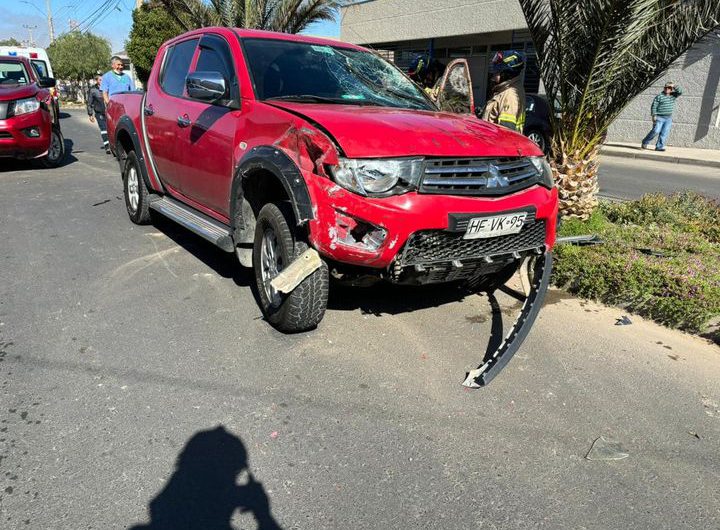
(463, 212, 528, 240)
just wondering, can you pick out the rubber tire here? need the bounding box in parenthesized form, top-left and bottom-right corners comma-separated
(123, 151, 151, 225)
(39, 127, 66, 168)
(253, 203, 329, 333)
(465, 260, 520, 294)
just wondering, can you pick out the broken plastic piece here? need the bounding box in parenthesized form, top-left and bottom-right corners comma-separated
(556, 234, 603, 246)
(615, 315, 632, 326)
(585, 436, 629, 461)
(270, 248, 322, 294)
(462, 252, 553, 388)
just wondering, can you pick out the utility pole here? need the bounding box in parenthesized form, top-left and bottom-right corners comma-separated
(135, 0, 144, 8)
(23, 24, 38, 46)
(46, 0, 55, 43)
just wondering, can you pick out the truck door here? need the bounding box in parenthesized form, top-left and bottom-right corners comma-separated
(143, 37, 199, 193)
(173, 33, 241, 217)
(436, 59, 475, 115)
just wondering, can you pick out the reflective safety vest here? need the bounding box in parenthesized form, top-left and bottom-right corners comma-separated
(481, 76, 526, 132)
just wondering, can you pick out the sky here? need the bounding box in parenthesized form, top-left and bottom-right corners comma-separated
(1, 0, 341, 53)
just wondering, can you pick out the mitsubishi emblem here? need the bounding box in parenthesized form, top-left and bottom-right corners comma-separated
(486, 164, 510, 188)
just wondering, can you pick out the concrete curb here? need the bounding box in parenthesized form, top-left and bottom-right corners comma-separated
(601, 147, 720, 169)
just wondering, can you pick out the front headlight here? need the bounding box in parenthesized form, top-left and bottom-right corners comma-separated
(12, 97, 40, 116)
(331, 158, 425, 196)
(529, 156, 555, 189)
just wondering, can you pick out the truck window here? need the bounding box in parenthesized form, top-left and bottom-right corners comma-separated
(160, 38, 199, 97)
(195, 35, 234, 84)
(0, 61, 30, 85)
(242, 38, 434, 111)
(31, 59, 48, 78)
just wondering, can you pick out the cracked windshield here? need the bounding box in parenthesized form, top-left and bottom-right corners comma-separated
(243, 38, 435, 111)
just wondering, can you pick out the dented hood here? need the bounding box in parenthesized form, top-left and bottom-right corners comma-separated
(267, 102, 543, 159)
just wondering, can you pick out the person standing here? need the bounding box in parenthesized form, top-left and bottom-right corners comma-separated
(87, 74, 110, 154)
(481, 50, 526, 132)
(642, 82, 683, 152)
(100, 56, 133, 105)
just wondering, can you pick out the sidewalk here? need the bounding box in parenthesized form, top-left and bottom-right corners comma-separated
(602, 142, 720, 168)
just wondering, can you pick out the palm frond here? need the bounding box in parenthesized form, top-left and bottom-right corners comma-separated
(520, 0, 720, 159)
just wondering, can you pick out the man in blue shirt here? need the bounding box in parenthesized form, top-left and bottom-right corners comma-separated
(101, 56, 133, 104)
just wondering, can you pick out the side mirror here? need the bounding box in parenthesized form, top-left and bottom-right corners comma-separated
(186, 71, 227, 103)
(37, 77, 56, 88)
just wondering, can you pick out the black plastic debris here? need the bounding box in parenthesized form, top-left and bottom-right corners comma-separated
(555, 234, 603, 246)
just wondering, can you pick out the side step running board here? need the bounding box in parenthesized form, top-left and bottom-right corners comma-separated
(149, 197, 235, 252)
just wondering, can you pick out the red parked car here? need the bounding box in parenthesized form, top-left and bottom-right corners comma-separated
(107, 28, 558, 386)
(0, 55, 64, 167)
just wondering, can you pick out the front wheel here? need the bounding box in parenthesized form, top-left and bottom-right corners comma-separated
(123, 151, 151, 224)
(253, 203, 329, 333)
(39, 127, 65, 168)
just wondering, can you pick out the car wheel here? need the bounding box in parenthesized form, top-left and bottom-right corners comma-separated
(253, 203, 329, 333)
(123, 151, 151, 225)
(39, 127, 65, 168)
(526, 130, 547, 153)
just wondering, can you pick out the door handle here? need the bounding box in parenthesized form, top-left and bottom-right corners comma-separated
(177, 115, 191, 128)
(143, 105, 154, 116)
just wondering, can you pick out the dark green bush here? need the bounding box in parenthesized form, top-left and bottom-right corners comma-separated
(554, 192, 720, 343)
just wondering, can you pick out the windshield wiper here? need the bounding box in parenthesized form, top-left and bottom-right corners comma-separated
(265, 95, 379, 106)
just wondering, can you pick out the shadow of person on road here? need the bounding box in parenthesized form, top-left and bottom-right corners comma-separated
(130, 426, 283, 530)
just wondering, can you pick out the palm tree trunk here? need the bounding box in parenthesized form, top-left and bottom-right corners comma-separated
(552, 146, 600, 220)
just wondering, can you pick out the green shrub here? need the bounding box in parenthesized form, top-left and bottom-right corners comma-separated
(553, 193, 720, 343)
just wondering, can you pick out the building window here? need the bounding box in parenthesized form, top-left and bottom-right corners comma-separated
(448, 47, 472, 58)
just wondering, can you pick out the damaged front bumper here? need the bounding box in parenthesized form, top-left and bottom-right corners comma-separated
(304, 173, 558, 282)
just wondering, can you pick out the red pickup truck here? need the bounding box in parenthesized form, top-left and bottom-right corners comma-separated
(0, 55, 64, 167)
(107, 28, 558, 386)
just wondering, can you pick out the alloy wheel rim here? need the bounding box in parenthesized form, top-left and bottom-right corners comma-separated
(127, 166, 139, 212)
(260, 228, 283, 307)
(528, 132, 545, 150)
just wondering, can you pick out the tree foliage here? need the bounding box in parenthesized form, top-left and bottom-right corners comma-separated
(519, 0, 720, 218)
(157, 0, 340, 34)
(127, 1, 185, 85)
(0, 38, 22, 46)
(47, 32, 111, 81)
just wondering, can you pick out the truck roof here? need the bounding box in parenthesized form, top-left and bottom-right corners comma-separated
(164, 27, 366, 52)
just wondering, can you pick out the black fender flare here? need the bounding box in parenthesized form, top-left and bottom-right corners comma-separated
(230, 146, 314, 234)
(114, 115, 154, 192)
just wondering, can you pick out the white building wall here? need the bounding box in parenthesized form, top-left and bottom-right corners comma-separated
(608, 33, 720, 149)
(341, 0, 527, 45)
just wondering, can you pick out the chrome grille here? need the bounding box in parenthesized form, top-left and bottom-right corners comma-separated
(398, 220, 547, 266)
(420, 157, 540, 196)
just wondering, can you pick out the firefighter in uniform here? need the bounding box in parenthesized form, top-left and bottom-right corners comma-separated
(482, 50, 526, 132)
(407, 55, 446, 101)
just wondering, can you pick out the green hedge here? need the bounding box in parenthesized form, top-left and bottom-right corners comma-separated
(553, 192, 720, 343)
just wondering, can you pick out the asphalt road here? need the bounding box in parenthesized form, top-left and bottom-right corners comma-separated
(1, 110, 719, 529)
(599, 156, 720, 200)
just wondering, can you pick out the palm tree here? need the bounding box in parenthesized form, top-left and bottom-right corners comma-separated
(157, 0, 340, 34)
(519, 1, 720, 218)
